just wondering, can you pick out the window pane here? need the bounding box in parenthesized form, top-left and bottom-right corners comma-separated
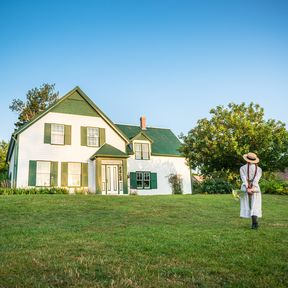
(87, 127, 99, 146)
(135, 144, 141, 160)
(51, 124, 64, 144)
(144, 172, 150, 189)
(68, 163, 81, 186)
(136, 172, 143, 189)
(36, 161, 50, 186)
(142, 144, 149, 159)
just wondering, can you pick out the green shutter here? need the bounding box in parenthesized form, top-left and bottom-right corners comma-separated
(64, 125, 71, 145)
(28, 160, 37, 186)
(81, 163, 88, 187)
(130, 172, 137, 189)
(61, 162, 68, 186)
(81, 127, 87, 146)
(99, 128, 106, 146)
(95, 158, 102, 194)
(44, 123, 51, 144)
(123, 160, 128, 194)
(50, 161, 58, 186)
(150, 173, 157, 189)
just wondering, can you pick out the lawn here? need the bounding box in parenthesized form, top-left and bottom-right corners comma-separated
(0, 194, 287, 288)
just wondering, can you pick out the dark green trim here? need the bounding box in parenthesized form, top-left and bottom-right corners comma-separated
(81, 163, 88, 187)
(130, 172, 137, 189)
(50, 161, 58, 186)
(61, 162, 68, 187)
(28, 160, 37, 186)
(81, 126, 87, 146)
(64, 125, 72, 145)
(13, 137, 19, 188)
(131, 132, 153, 143)
(99, 128, 105, 146)
(123, 159, 128, 194)
(95, 158, 102, 194)
(44, 123, 51, 144)
(151, 172, 158, 189)
(151, 153, 184, 157)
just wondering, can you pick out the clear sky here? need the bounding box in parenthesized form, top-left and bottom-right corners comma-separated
(1, 0, 288, 142)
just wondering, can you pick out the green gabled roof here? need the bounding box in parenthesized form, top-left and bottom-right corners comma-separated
(12, 86, 129, 142)
(90, 144, 129, 159)
(116, 124, 182, 156)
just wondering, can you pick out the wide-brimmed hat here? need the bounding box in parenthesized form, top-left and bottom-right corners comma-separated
(243, 152, 259, 164)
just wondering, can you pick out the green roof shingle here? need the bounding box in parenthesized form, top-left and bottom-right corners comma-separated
(116, 124, 182, 156)
(90, 144, 129, 159)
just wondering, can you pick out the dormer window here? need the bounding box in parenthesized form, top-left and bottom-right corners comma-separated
(135, 143, 149, 160)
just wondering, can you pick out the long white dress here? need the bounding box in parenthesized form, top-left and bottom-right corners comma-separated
(240, 163, 262, 218)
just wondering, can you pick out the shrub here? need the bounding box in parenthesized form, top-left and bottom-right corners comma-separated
(0, 187, 69, 195)
(168, 174, 183, 194)
(198, 177, 233, 194)
(260, 179, 288, 195)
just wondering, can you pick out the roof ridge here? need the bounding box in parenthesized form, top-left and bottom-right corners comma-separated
(116, 123, 172, 131)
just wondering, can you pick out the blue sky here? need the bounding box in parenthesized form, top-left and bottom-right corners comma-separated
(1, 0, 288, 141)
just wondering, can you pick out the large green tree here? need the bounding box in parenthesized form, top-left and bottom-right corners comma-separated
(180, 103, 288, 178)
(10, 83, 59, 128)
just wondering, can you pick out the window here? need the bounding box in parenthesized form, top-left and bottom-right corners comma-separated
(68, 163, 81, 186)
(136, 171, 150, 189)
(36, 161, 50, 186)
(134, 143, 149, 160)
(51, 124, 64, 145)
(87, 127, 99, 146)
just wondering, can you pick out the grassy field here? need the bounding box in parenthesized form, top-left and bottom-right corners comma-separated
(0, 194, 287, 288)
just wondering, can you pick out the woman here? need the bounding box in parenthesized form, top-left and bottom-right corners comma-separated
(240, 152, 262, 229)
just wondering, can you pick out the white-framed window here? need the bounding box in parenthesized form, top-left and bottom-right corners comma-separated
(51, 124, 64, 145)
(68, 163, 81, 187)
(87, 127, 99, 146)
(134, 143, 150, 160)
(136, 171, 151, 189)
(36, 161, 50, 186)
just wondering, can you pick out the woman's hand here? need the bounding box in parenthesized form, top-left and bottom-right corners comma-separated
(247, 188, 253, 195)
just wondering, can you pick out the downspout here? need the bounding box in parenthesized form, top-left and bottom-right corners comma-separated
(190, 166, 193, 194)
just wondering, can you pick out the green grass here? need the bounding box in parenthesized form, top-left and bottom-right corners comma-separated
(0, 195, 287, 288)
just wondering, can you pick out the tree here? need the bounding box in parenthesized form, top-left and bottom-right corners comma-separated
(0, 140, 8, 181)
(10, 83, 59, 128)
(180, 103, 288, 179)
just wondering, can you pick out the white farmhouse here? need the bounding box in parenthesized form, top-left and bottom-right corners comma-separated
(7, 87, 192, 195)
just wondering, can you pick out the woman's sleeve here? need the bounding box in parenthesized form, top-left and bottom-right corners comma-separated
(240, 167, 248, 187)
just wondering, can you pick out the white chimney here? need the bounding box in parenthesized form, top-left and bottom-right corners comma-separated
(140, 116, 146, 130)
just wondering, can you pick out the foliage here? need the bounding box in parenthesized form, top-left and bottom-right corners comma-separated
(0, 195, 287, 287)
(200, 177, 233, 194)
(180, 102, 288, 178)
(0, 140, 8, 183)
(168, 173, 183, 194)
(9, 83, 59, 128)
(0, 187, 69, 195)
(260, 179, 288, 195)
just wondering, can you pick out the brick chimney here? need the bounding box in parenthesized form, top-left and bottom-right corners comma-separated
(140, 116, 146, 130)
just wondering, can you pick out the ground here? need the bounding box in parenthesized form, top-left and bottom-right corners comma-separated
(0, 194, 287, 287)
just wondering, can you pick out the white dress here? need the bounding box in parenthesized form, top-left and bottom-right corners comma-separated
(240, 163, 262, 218)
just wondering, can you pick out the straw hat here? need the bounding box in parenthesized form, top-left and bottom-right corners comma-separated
(243, 152, 259, 164)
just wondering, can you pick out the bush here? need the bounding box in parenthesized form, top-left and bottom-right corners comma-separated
(168, 174, 183, 194)
(260, 179, 288, 195)
(0, 187, 69, 195)
(202, 178, 233, 194)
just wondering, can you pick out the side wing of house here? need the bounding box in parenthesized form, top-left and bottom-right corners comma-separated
(7, 87, 129, 194)
(117, 122, 192, 195)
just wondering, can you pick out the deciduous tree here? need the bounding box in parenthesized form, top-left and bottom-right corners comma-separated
(180, 103, 288, 179)
(10, 83, 59, 128)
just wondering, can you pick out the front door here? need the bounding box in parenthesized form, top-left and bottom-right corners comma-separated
(102, 165, 119, 194)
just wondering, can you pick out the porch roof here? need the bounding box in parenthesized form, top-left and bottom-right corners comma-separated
(90, 144, 129, 159)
